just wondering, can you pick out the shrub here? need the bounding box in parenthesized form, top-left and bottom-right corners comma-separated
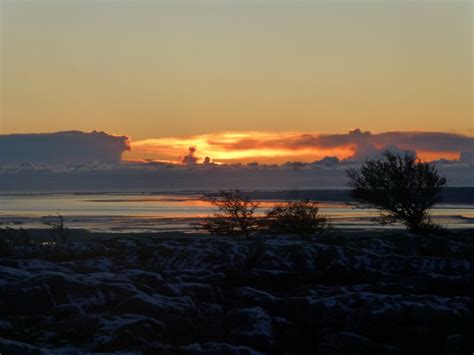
(0, 227, 32, 257)
(41, 213, 69, 243)
(264, 199, 329, 236)
(345, 151, 446, 234)
(199, 190, 260, 236)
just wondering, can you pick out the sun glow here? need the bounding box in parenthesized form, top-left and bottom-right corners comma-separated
(124, 130, 469, 165)
(128, 131, 355, 164)
(416, 151, 460, 162)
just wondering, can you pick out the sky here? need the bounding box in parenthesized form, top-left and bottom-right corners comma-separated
(0, 0, 472, 164)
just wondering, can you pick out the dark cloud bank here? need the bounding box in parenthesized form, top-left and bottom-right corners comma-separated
(0, 160, 472, 193)
(306, 129, 473, 154)
(0, 130, 472, 192)
(0, 131, 130, 164)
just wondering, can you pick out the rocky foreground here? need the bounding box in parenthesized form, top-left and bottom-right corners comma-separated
(1, 230, 474, 354)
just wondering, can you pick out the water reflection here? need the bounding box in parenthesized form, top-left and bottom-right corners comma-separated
(0, 193, 472, 233)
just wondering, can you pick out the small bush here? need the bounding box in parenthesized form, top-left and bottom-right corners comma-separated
(199, 190, 260, 237)
(264, 200, 329, 236)
(0, 227, 32, 257)
(41, 213, 69, 243)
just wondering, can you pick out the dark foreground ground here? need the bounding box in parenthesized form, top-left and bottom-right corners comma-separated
(1, 229, 474, 354)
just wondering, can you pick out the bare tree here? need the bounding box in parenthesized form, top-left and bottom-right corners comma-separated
(199, 190, 260, 237)
(265, 200, 329, 236)
(345, 151, 446, 233)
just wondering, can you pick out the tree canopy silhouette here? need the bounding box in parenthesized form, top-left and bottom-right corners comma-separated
(199, 190, 259, 237)
(345, 151, 446, 233)
(265, 200, 328, 236)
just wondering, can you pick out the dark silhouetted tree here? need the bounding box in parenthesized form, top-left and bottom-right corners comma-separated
(200, 190, 259, 236)
(345, 151, 446, 233)
(265, 200, 329, 236)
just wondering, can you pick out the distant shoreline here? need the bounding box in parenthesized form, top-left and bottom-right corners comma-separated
(1, 187, 473, 204)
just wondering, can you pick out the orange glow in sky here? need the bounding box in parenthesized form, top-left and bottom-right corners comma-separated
(124, 131, 463, 164)
(126, 131, 354, 164)
(416, 151, 460, 162)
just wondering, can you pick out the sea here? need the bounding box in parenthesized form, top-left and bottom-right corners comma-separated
(0, 192, 472, 233)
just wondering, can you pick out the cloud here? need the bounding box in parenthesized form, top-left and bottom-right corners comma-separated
(312, 156, 340, 167)
(182, 147, 199, 165)
(0, 129, 471, 193)
(1, 129, 471, 167)
(0, 160, 472, 193)
(460, 151, 474, 164)
(0, 131, 131, 164)
(129, 129, 473, 163)
(350, 143, 416, 161)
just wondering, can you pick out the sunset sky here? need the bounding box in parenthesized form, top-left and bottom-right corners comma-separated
(1, 0, 472, 163)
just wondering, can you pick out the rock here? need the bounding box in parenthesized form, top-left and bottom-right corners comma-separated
(1, 232, 474, 353)
(113, 293, 198, 342)
(180, 342, 265, 354)
(0, 337, 53, 355)
(169, 282, 215, 303)
(0, 320, 13, 333)
(122, 269, 165, 289)
(114, 293, 196, 317)
(444, 334, 466, 355)
(94, 315, 166, 351)
(52, 305, 82, 320)
(174, 272, 226, 286)
(225, 307, 273, 352)
(3, 272, 140, 316)
(271, 316, 310, 353)
(196, 303, 226, 340)
(317, 332, 393, 355)
(45, 315, 103, 346)
(272, 296, 314, 324)
(234, 287, 276, 309)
